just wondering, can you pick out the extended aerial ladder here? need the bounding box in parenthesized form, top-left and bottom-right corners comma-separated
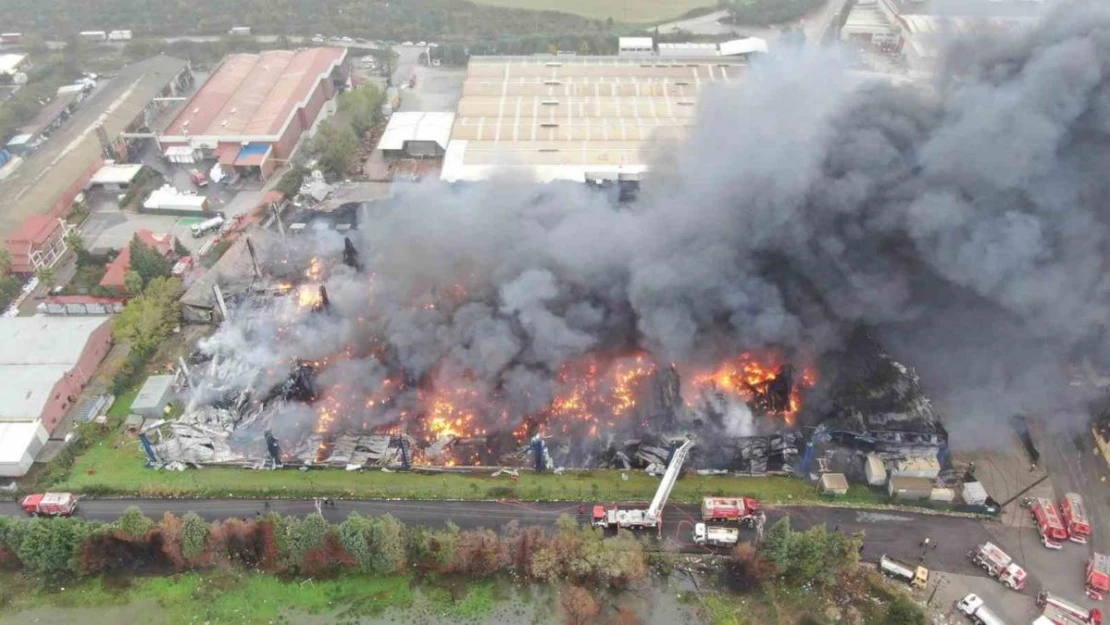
(592, 437, 695, 535)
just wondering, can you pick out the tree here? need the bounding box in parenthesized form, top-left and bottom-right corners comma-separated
(452, 528, 506, 576)
(173, 238, 189, 257)
(721, 543, 769, 593)
(129, 234, 172, 286)
(35, 265, 56, 287)
(0, 249, 11, 275)
(281, 513, 329, 571)
(115, 506, 154, 539)
(275, 165, 309, 199)
(560, 585, 600, 625)
(112, 276, 181, 348)
(64, 230, 85, 256)
(314, 121, 360, 178)
(15, 517, 96, 576)
(124, 271, 144, 295)
(180, 512, 211, 564)
(338, 512, 406, 575)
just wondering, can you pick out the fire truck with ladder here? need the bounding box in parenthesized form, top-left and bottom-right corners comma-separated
(1060, 492, 1092, 544)
(1036, 590, 1103, 625)
(1028, 497, 1069, 548)
(967, 541, 1027, 590)
(701, 496, 765, 527)
(1086, 553, 1110, 601)
(593, 437, 694, 535)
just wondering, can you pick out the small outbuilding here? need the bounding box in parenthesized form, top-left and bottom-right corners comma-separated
(87, 163, 144, 192)
(890, 454, 940, 480)
(864, 454, 887, 486)
(888, 476, 934, 501)
(376, 112, 455, 158)
(130, 374, 175, 419)
(820, 472, 850, 496)
(962, 481, 988, 506)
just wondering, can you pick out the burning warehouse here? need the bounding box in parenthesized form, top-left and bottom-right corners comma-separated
(150, 8, 1110, 473)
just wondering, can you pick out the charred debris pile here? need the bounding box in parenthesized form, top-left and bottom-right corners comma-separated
(145, 235, 946, 473)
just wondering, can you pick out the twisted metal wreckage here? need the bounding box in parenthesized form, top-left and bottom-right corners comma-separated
(143, 229, 947, 474)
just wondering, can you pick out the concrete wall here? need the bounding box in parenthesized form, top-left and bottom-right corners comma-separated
(38, 319, 112, 434)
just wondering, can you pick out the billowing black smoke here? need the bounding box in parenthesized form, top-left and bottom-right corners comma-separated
(201, 1, 1110, 449)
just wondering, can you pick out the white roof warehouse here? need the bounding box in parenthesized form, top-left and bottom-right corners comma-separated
(0, 316, 114, 476)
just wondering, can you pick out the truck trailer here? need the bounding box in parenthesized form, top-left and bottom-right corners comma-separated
(956, 594, 1007, 625)
(693, 523, 739, 547)
(967, 542, 1027, 590)
(1036, 591, 1103, 625)
(878, 554, 929, 589)
(191, 215, 225, 238)
(1060, 493, 1091, 544)
(701, 496, 764, 526)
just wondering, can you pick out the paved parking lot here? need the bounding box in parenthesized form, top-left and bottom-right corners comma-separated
(944, 435, 1103, 624)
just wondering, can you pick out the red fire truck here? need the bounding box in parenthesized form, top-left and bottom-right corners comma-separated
(1060, 493, 1092, 544)
(1037, 591, 1103, 625)
(1086, 553, 1110, 601)
(701, 496, 765, 526)
(1031, 497, 1069, 548)
(20, 493, 78, 516)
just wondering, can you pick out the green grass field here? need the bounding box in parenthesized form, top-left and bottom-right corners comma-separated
(62, 430, 829, 503)
(468, 0, 716, 23)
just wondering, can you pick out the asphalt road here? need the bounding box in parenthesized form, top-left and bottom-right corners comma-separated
(0, 497, 989, 572)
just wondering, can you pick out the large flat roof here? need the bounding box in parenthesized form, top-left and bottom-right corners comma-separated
(441, 56, 745, 183)
(0, 56, 190, 240)
(162, 47, 345, 140)
(0, 316, 108, 421)
(0, 421, 44, 464)
(0, 316, 107, 365)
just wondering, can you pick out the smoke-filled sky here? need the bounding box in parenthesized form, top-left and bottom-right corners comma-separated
(206, 1, 1110, 447)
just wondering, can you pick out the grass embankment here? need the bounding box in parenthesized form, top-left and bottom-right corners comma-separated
(52, 392, 889, 506)
(468, 0, 716, 22)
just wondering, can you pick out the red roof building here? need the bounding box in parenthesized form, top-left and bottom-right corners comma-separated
(159, 47, 348, 181)
(5, 213, 71, 275)
(99, 229, 176, 292)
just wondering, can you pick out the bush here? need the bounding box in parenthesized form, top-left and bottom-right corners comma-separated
(180, 512, 210, 565)
(885, 594, 927, 625)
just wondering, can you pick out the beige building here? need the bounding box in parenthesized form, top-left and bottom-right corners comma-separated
(441, 56, 746, 183)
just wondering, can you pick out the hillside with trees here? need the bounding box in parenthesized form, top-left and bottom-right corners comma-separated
(0, 0, 611, 41)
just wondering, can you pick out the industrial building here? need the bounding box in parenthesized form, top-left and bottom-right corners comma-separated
(0, 316, 113, 475)
(1, 56, 193, 274)
(841, 0, 1044, 71)
(441, 56, 746, 183)
(376, 112, 455, 158)
(158, 47, 349, 180)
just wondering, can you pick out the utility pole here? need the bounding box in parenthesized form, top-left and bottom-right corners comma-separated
(927, 574, 947, 606)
